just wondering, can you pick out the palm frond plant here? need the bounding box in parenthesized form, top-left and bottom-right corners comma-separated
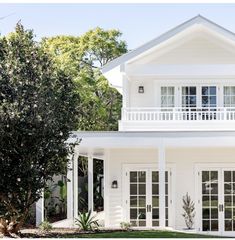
(75, 210, 99, 231)
(182, 193, 196, 229)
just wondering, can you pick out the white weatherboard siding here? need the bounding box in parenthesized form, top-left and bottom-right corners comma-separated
(105, 147, 235, 230)
(108, 149, 158, 227)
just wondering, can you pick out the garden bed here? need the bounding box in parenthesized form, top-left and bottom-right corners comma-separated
(0, 228, 223, 238)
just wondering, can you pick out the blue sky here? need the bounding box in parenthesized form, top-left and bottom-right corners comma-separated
(1, 4, 235, 49)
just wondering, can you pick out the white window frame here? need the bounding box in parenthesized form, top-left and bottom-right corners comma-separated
(223, 86, 235, 108)
(160, 86, 175, 108)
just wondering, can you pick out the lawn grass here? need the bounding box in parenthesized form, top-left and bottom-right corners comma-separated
(62, 230, 221, 238)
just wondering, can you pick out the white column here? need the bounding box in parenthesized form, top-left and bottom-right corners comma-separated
(104, 149, 110, 227)
(158, 141, 166, 228)
(67, 153, 74, 219)
(88, 154, 94, 212)
(73, 146, 79, 219)
(36, 192, 44, 226)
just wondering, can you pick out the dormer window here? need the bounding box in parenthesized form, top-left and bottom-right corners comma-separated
(161, 87, 175, 107)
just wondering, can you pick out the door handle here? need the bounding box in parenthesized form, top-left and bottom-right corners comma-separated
(219, 204, 224, 212)
(146, 205, 152, 212)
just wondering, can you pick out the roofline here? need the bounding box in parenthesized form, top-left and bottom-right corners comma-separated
(102, 15, 235, 74)
(70, 130, 235, 139)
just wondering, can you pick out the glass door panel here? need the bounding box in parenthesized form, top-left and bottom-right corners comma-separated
(201, 171, 219, 231)
(151, 171, 169, 227)
(223, 171, 235, 231)
(201, 86, 217, 120)
(129, 171, 147, 227)
(181, 86, 197, 120)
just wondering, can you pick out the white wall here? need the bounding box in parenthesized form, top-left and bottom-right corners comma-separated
(125, 34, 235, 110)
(106, 147, 235, 230)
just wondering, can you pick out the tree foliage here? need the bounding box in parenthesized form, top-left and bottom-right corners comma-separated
(42, 27, 127, 130)
(0, 23, 79, 235)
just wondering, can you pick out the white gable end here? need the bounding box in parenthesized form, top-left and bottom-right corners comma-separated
(130, 34, 235, 65)
(103, 15, 235, 91)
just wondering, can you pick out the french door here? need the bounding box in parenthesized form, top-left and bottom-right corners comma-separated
(200, 169, 235, 235)
(124, 167, 170, 228)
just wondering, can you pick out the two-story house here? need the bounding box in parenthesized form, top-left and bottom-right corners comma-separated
(37, 15, 235, 236)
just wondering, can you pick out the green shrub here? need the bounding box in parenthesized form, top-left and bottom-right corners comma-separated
(39, 220, 53, 233)
(120, 221, 132, 231)
(75, 210, 99, 231)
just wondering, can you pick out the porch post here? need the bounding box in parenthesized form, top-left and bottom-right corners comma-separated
(36, 192, 44, 226)
(88, 153, 94, 212)
(67, 153, 74, 220)
(73, 146, 79, 220)
(159, 141, 166, 228)
(104, 149, 110, 227)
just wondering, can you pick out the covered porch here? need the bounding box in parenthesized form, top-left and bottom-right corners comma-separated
(65, 131, 235, 232)
(36, 131, 235, 235)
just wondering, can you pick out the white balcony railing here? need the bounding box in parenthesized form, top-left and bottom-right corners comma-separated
(122, 107, 235, 121)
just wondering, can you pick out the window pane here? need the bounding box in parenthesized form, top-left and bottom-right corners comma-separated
(168, 87, 174, 95)
(224, 86, 230, 95)
(202, 96, 209, 106)
(139, 196, 146, 207)
(161, 87, 167, 95)
(182, 87, 187, 95)
(139, 184, 146, 195)
(224, 96, 230, 106)
(210, 96, 217, 105)
(130, 184, 137, 195)
(130, 172, 137, 182)
(189, 96, 196, 106)
(130, 196, 137, 207)
(152, 172, 158, 182)
(202, 87, 209, 96)
(138, 171, 146, 182)
(161, 96, 167, 107)
(190, 87, 196, 95)
(168, 96, 174, 106)
(210, 87, 216, 95)
(231, 87, 235, 95)
(161, 87, 174, 107)
(231, 96, 235, 106)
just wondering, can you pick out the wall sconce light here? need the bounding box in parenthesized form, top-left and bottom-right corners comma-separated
(111, 180, 118, 189)
(138, 86, 144, 93)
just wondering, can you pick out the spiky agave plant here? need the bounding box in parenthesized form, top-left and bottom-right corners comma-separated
(75, 210, 99, 231)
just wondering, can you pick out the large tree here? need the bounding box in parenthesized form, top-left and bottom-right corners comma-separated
(42, 27, 127, 130)
(0, 23, 79, 235)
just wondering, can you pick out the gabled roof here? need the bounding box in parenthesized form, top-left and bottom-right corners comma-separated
(102, 15, 235, 74)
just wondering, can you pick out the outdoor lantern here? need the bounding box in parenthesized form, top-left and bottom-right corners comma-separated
(138, 86, 144, 93)
(111, 180, 118, 189)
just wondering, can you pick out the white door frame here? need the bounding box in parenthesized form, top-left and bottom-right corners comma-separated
(122, 163, 175, 229)
(195, 163, 235, 237)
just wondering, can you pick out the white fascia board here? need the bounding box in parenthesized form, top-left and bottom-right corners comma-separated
(126, 64, 235, 77)
(102, 15, 235, 74)
(68, 130, 235, 147)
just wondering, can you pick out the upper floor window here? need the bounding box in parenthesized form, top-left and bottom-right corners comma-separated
(201, 86, 216, 108)
(161, 87, 175, 107)
(224, 86, 235, 107)
(182, 86, 196, 108)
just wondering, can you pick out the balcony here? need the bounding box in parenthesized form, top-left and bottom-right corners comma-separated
(120, 107, 235, 131)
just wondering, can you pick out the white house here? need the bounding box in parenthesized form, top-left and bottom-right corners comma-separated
(37, 15, 235, 236)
